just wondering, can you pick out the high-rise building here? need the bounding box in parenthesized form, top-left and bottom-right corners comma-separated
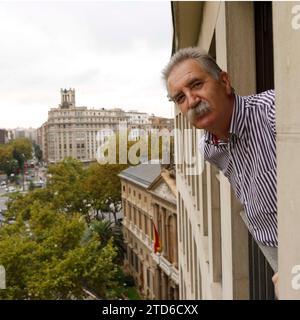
(37, 122, 48, 163)
(11, 128, 37, 143)
(38, 89, 171, 163)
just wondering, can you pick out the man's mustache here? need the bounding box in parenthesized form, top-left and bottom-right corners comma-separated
(187, 100, 211, 123)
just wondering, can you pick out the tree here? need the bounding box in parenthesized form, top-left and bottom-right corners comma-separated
(0, 153, 133, 300)
(84, 163, 127, 223)
(147, 132, 175, 164)
(47, 158, 90, 220)
(83, 219, 124, 263)
(84, 219, 123, 248)
(33, 143, 43, 163)
(0, 145, 18, 177)
(0, 145, 12, 169)
(10, 138, 33, 174)
(0, 139, 33, 179)
(0, 200, 119, 299)
(11, 138, 32, 161)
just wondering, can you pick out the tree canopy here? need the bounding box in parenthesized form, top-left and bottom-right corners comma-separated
(0, 202, 119, 299)
(0, 157, 130, 299)
(0, 138, 33, 177)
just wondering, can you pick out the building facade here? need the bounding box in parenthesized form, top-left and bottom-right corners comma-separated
(171, 1, 300, 300)
(0, 129, 8, 144)
(12, 128, 37, 142)
(0, 129, 15, 144)
(119, 164, 179, 299)
(37, 122, 48, 163)
(38, 89, 167, 163)
(149, 116, 174, 132)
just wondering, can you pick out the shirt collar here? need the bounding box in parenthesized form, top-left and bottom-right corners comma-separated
(205, 93, 246, 145)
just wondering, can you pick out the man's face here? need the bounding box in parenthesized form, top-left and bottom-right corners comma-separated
(167, 59, 232, 132)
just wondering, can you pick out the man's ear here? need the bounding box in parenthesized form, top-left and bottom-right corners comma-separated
(219, 71, 232, 95)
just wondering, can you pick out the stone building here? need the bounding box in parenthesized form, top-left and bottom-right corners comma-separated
(119, 163, 179, 299)
(170, 1, 300, 299)
(38, 89, 155, 163)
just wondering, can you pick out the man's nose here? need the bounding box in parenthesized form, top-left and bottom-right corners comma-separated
(186, 90, 200, 109)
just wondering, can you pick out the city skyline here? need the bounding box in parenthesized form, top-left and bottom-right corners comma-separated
(0, 1, 173, 128)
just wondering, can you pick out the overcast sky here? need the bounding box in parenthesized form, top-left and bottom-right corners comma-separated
(0, 1, 173, 129)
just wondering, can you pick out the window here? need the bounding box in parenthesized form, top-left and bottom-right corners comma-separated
(130, 249, 134, 267)
(123, 200, 126, 217)
(134, 253, 139, 272)
(144, 215, 148, 235)
(128, 205, 132, 221)
(138, 211, 142, 229)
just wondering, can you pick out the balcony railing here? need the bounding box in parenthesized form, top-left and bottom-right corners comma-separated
(240, 211, 277, 300)
(151, 252, 179, 285)
(123, 219, 153, 251)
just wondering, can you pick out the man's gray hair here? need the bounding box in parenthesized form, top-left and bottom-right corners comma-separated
(162, 47, 222, 84)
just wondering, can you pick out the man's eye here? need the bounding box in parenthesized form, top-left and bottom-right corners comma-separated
(175, 95, 185, 104)
(191, 81, 203, 89)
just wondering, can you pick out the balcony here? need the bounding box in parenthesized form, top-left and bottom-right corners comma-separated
(151, 252, 179, 285)
(123, 220, 152, 251)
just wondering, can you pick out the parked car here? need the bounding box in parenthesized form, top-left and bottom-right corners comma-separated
(32, 182, 44, 189)
(6, 186, 16, 193)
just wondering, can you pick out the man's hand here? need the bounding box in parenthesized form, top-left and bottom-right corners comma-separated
(272, 272, 279, 299)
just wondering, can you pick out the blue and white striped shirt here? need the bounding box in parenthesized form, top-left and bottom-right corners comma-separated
(204, 90, 277, 247)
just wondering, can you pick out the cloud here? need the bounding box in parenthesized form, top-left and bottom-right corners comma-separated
(0, 1, 173, 128)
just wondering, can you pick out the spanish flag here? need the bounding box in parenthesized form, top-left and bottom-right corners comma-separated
(153, 222, 162, 254)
